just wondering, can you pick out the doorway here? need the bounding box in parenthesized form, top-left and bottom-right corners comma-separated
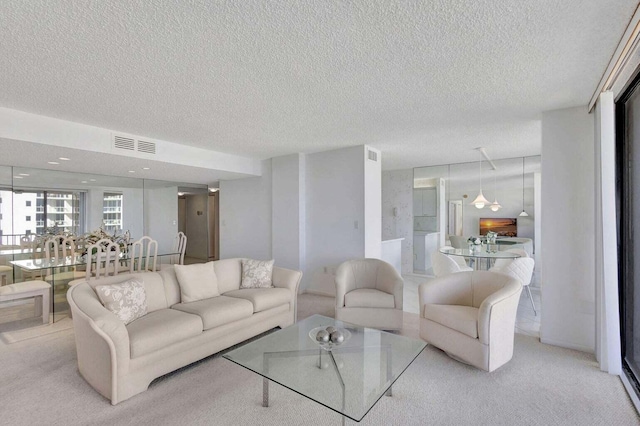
(177, 187, 219, 263)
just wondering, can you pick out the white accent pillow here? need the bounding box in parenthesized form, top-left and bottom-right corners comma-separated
(95, 279, 148, 325)
(240, 259, 275, 289)
(174, 262, 219, 303)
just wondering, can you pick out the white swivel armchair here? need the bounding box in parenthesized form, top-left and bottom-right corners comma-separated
(419, 271, 522, 372)
(335, 259, 403, 330)
(431, 251, 473, 277)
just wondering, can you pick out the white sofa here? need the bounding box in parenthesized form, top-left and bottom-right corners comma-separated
(419, 271, 522, 372)
(67, 259, 302, 404)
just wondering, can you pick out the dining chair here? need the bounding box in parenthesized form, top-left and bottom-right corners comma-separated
(492, 248, 528, 270)
(129, 236, 158, 273)
(44, 236, 84, 285)
(85, 238, 122, 280)
(440, 245, 471, 269)
(431, 251, 473, 277)
(490, 256, 536, 315)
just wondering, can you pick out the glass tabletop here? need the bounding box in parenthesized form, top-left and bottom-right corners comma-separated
(223, 315, 426, 422)
(10, 252, 180, 270)
(439, 247, 522, 259)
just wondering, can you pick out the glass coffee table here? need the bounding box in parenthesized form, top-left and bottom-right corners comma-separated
(223, 315, 426, 424)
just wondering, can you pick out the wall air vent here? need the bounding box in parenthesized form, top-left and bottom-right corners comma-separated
(367, 149, 378, 162)
(113, 135, 135, 151)
(137, 140, 156, 155)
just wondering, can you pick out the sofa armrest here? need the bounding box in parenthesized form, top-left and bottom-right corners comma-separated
(67, 283, 131, 403)
(477, 279, 522, 345)
(272, 266, 302, 294)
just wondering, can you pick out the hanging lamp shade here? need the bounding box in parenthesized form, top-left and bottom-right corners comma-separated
(472, 191, 491, 209)
(490, 200, 502, 212)
(471, 157, 488, 209)
(490, 169, 501, 211)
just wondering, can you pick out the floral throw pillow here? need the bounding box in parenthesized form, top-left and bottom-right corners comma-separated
(240, 259, 275, 289)
(95, 280, 148, 325)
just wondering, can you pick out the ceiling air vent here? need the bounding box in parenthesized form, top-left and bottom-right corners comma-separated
(137, 140, 156, 155)
(367, 149, 378, 162)
(113, 135, 135, 151)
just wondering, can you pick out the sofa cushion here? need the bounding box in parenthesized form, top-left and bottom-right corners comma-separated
(344, 288, 395, 309)
(224, 288, 291, 313)
(174, 262, 219, 303)
(423, 304, 479, 339)
(126, 309, 203, 358)
(171, 296, 253, 330)
(213, 258, 243, 294)
(95, 279, 148, 325)
(240, 259, 274, 289)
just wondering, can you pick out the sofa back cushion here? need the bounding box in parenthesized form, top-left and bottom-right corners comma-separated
(213, 258, 243, 294)
(157, 266, 181, 307)
(84, 272, 168, 313)
(174, 262, 220, 303)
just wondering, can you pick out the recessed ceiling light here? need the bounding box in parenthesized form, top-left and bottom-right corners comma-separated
(89, 179, 96, 182)
(178, 192, 184, 196)
(81, 181, 88, 183)
(13, 176, 23, 179)
(19, 173, 29, 176)
(47, 161, 59, 165)
(142, 167, 150, 170)
(128, 170, 135, 173)
(59, 157, 71, 161)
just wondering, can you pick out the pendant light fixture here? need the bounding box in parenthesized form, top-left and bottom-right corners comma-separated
(490, 170, 502, 212)
(519, 157, 529, 217)
(471, 157, 490, 209)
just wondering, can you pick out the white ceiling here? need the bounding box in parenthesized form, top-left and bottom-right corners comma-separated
(0, 1, 637, 171)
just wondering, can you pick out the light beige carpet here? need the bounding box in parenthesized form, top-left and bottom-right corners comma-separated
(0, 295, 637, 425)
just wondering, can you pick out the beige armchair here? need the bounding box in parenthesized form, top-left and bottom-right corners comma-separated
(419, 271, 522, 372)
(335, 259, 403, 330)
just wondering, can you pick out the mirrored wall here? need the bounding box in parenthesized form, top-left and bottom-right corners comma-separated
(0, 165, 209, 324)
(412, 156, 541, 275)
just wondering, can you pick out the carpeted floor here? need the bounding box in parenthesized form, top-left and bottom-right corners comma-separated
(0, 295, 638, 425)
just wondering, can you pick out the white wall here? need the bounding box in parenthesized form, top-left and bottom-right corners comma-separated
(271, 154, 305, 271)
(304, 146, 365, 293)
(144, 186, 178, 253)
(185, 194, 209, 260)
(540, 106, 596, 352)
(220, 160, 273, 260)
(381, 169, 414, 274)
(364, 147, 382, 258)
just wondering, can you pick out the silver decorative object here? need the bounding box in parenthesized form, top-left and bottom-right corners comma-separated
(325, 326, 337, 334)
(330, 330, 344, 344)
(315, 329, 330, 343)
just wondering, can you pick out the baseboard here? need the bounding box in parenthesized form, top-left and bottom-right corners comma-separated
(621, 372, 640, 415)
(539, 337, 595, 354)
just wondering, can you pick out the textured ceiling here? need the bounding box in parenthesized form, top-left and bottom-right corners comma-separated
(0, 1, 637, 170)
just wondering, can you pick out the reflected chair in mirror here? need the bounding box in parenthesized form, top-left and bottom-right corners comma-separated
(334, 258, 403, 330)
(84, 239, 122, 280)
(431, 251, 473, 277)
(43, 236, 85, 286)
(129, 236, 158, 273)
(17, 238, 46, 281)
(449, 235, 468, 249)
(419, 271, 522, 372)
(490, 256, 536, 315)
(161, 232, 187, 269)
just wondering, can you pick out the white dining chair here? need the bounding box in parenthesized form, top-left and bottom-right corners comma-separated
(431, 251, 473, 277)
(492, 248, 528, 270)
(490, 256, 536, 315)
(84, 238, 122, 280)
(44, 236, 84, 284)
(129, 236, 158, 273)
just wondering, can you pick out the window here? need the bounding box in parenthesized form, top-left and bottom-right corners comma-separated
(103, 192, 123, 233)
(26, 200, 31, 207)
(26, 216, 31, 221)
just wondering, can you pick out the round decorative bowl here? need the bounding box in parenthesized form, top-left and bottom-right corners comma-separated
(309, 326, 351, 351)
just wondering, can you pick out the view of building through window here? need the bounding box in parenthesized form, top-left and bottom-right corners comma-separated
(103, 192, 123, 233)
(0, 190, 83, 244)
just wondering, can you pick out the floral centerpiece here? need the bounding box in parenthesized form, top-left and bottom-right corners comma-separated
(486, 231, 498, 245)
(467, 236, 482, 254)
(78, 226, 131, 257)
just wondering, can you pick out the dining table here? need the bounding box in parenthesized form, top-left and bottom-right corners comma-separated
(438, 246, 521, 270)
(9, 251, 180, 322)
